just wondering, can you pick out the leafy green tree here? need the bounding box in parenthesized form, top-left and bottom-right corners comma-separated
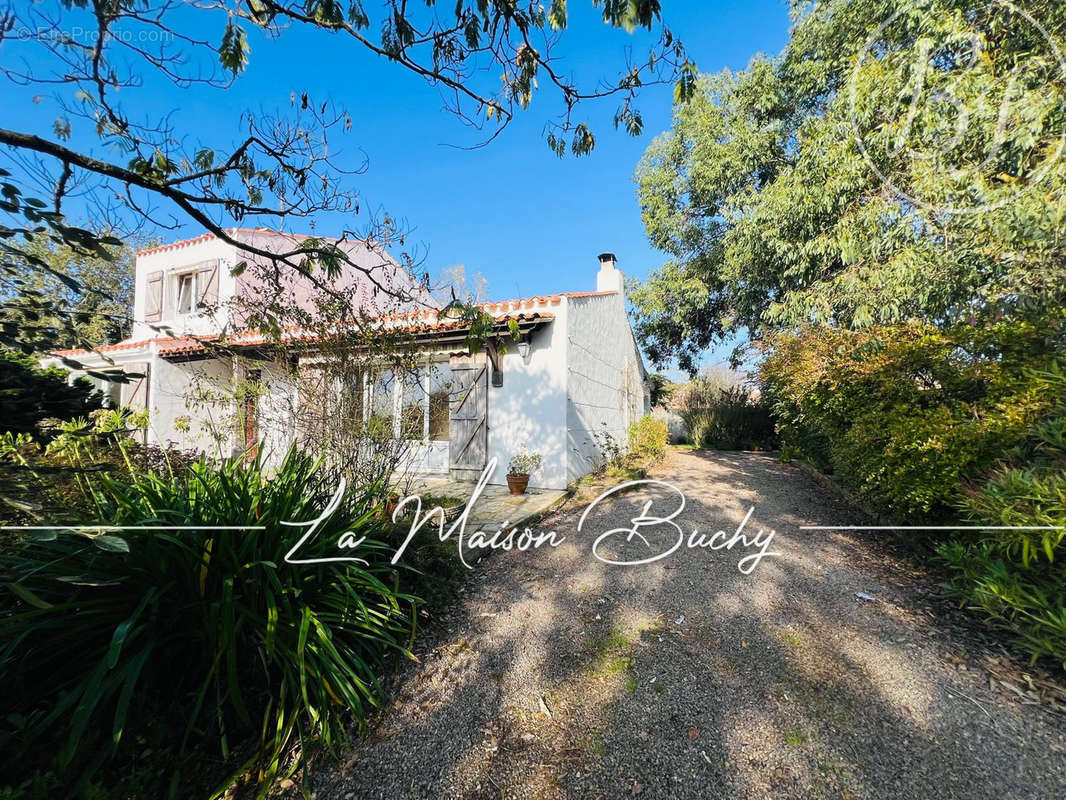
(647, 372, 674, 406)
(1, 234, 140, 354)
(631, 0, 1066, 370)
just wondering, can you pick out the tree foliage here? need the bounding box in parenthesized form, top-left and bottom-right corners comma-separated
(631, 0, 1066, 371)
(0, 349, 103, 436)
(0, 233, 140, 353)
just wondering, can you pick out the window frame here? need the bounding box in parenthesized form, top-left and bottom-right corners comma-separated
(362, 359, 451, 444)
(427, 363, 451, 443)
(175, 271, 199, 316)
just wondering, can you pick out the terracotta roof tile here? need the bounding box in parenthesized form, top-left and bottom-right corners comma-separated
(136, 228, 347, 257)
(51, 337, 172, 358)
(153, 312, 555, 357)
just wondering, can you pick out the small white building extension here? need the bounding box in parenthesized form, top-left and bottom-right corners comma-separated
(46, 230, 650, 490)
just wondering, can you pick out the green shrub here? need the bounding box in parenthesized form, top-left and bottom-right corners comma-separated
(760, 315, 1066, 666)
(828, 402, 1012, 519)
(678, 385, 778, 451)
(937, 368, 1066, 667)
(0, 348, 103, 437)
(0, 446, 415, 798)
(942, 539, 1066, 669)
(759, 316, 1059, 520)
(938, 543, 1066, 669)
(628, 415, 669, 461)
(957, 402, 1066, 568)
(0, 409, 169, 531)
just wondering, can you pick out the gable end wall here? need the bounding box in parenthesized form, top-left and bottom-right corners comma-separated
(565, 293, 649, 483)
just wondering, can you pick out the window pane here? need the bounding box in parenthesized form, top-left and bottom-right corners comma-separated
(400, 368, 425, 440)
(367, 369, 394, 436)
(428, 363, 451, 441)
(177, 274, 195, 313)
(340, 368, 364, 433)
(297, 366, 329, 445)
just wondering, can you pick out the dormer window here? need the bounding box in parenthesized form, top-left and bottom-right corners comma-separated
(176, 272, 198, 315)
(142, 260, 218, 325)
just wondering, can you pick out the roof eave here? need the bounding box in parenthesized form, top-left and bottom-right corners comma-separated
(158, 315, 554, 361)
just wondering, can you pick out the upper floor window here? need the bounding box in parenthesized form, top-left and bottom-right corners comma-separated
(176, 272, 198, 315)
(143, 261, 219, 324)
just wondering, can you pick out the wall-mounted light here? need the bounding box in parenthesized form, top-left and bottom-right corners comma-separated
(516, 337, 530, 359)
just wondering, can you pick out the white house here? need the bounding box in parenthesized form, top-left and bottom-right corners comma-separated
(45, 229, 650, 490)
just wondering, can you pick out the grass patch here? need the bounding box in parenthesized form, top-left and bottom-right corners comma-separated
(785, 729, 808, 746)
(604, 463, 646, 481)
(596, 655, 632, 675)
(419, 493, 465, 507)
(587, 730, 606, 758)
(586, 626, 631, 654)
(779, 629, 804, 649)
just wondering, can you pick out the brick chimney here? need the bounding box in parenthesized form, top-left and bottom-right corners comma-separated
(596, 252, 624, 295)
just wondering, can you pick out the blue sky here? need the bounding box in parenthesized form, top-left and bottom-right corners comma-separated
(8, 1, 792, 369)
(286, 1, 792, 300)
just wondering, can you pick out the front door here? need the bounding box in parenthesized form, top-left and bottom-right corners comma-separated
(448, 353, 488, 481)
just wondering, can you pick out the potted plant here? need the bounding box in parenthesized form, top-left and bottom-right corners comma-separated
(507, 450, 542, 495)
(382, 490, 401, 519)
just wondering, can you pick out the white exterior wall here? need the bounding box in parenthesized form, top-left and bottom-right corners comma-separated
(565, 293, 650, 483)
(151, 357, 298, 465)
(132, 238, 237, 339)
(148, 354, 234, 456)
(484, 302, 570, 491)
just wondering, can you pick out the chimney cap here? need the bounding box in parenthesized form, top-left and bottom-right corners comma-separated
(598, 252, 617, 265)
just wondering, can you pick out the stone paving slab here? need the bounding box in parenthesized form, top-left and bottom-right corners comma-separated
(402, 476, 568, 531)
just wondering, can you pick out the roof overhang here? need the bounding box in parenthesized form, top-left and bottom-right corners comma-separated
(156, 312, 555, 363)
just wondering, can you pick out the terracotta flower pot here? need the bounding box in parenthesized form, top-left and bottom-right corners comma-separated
(506, 473, 530, 495)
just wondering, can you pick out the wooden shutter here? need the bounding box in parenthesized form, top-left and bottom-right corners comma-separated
(243, 368, 261, 461)
(197, 261, 219, 307)
(120, 363, 150, 410)
(144, 271, 164, 322)
(448, 353, 488, 481)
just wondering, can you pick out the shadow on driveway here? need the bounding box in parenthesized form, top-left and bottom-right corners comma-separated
(311, 449, 1066, 800)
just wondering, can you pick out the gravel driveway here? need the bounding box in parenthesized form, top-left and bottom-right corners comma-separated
(313, 449, 1066, 800)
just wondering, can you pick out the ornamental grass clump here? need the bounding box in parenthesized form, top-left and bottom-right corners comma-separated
(0, 446, 415, 798)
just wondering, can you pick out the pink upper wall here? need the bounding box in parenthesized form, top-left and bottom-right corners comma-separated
(229, 230, 434, 328)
